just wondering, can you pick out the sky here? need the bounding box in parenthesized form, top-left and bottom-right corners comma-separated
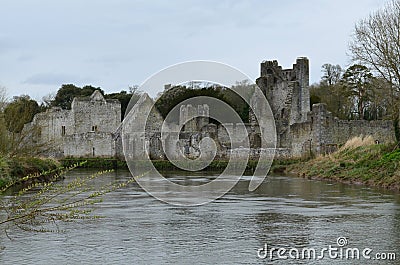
(0, 0, 386, 100)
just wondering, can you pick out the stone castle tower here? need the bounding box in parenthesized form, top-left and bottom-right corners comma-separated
(256, 57, 310, 148)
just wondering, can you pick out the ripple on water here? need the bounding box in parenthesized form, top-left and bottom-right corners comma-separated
(0, 170, 399, 265)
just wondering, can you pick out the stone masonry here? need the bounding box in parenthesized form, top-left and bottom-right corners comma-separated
(24, 58, 397, 159)
(256, 58, 395, 157)
(23, 90, 121, 157)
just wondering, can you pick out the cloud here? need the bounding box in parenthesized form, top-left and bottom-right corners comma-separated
(0, 38, 19, 55)
(23, 73, 92, 86)
(0, 0, 388, 99)
(86, 53, 136, 64)
(17, 54, 34, 62)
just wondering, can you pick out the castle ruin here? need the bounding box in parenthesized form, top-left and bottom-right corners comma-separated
(23, 90, 121, 157)
(24, 58, 396, 159)
(255, 57, 395, 157)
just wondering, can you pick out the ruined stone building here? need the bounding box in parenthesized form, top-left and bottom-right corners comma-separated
(124, 57, 395, 159)
(23, 90, 121, 157)
(255, 57, 395, 157)
(24, 57, 396, 159)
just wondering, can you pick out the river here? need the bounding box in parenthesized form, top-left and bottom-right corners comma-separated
(0, 169, 399, 264)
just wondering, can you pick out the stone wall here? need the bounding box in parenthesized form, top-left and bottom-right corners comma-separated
(71, 90, 121, 134)
(120, 93, 165, 160)
(332, 120, 394, 145)
(22, 107, 73, 157)
(64, 132, 116, 157)
(23, 90, 121, 158)
(289, 120, 313, 157)
(289, 103, 396, 157)
(217, 123, 250, 148)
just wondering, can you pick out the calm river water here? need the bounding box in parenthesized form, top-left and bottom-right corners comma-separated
(0, 169, 399, 264)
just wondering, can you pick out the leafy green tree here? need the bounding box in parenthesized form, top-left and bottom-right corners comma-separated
(310, 94, 321, 108)
(81, 85, 102, 95)
(310, 82, 352, 120)
(0, 114, 9, 155)
(224, 80, 255, 123)
(154, 83, 251, 123)
(4, 95, 40, 133)
(51, 84, 80, 109)
(0, 88, 47, 156)
(52, 84, 104, 109)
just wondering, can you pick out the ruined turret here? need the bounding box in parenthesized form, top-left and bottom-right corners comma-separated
(255, 57, 310, 148)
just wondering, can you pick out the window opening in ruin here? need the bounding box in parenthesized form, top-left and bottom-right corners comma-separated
(61, 126, 66, 136)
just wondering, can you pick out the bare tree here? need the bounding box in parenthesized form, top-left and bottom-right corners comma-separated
(0, 86, 7, 112)
(42, 92, 56, 108)
(321, 64, 343, 86)
(349, 0, 400, 92)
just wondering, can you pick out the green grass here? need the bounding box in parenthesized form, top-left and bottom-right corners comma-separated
(287, 143, 400, 190)
(0, 156, 60, 189)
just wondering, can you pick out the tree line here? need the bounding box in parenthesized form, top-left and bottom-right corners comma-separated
(310, 63, 393, 121)
(154, 80, 254, 123)
(310, 0, 400, 122)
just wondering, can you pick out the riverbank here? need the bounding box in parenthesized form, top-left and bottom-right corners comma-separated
(60, 157, 305, 174)
(0, 156, 290, 190)
(286, 137, 400, 191)
(6, 138, 399, 192)
(60, 158, 265, 172)
(0, 156, 60, 189)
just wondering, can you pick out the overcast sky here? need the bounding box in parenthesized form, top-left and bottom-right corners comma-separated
(0, 0, 386, 100)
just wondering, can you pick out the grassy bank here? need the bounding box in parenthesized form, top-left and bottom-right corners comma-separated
(0, 156, 61, 189)
(286, 136, 400, 191)
(7, 139, 399, 192)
